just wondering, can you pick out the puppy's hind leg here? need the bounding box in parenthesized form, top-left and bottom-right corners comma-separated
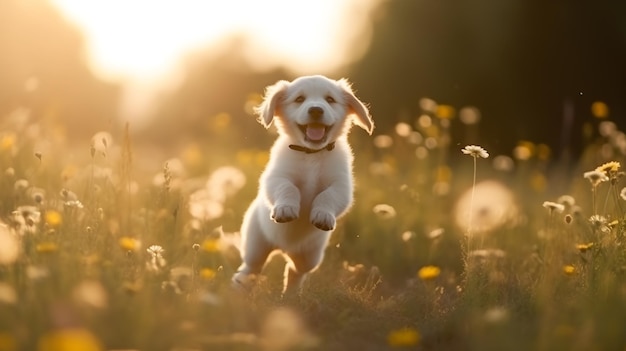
(282, 245, 326, 296)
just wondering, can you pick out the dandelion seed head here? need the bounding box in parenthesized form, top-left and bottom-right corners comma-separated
(417, 114, 432, 128)
(206, 166, 247, 202)
(557, 195, 576, 208)
(454, 181, 518, 234)
(401, 231, 414, 242)
(598, 121, 617, 137)
(462, 145, 489, 158)
(564, 214, 573, 224)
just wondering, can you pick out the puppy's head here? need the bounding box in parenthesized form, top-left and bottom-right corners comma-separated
(254, 75, 373, 148)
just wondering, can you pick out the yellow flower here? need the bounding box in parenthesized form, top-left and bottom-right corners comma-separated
(37, 328, 102, 351)
(591, 101, 609, 118)
(435, 105, 455, 119)
(563, 265, 576, 275)
(595, 161, 620, 174)
(45, 210, 62, 227)
(118, 237, 141, 252)
(387, 327, 421, 347)
(201, 238, 221, 253)
(576, 243, 594, 253)
(36, 242, 58, 254)
(417, 265, 441, 281)
(199, 268, 217, 280)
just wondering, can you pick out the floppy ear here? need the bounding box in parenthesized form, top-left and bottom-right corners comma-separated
(338, 78, 374, 135)
(254, 80, 289, 128)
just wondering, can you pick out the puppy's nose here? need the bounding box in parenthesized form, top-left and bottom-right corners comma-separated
(308, 106, 324, 119)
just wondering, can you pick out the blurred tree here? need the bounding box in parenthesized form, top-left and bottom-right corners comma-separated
(0, 0, 119, 141)
(348, 0, 626, 159)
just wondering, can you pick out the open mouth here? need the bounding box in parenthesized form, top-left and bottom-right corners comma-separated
(298, 123, 332, 143)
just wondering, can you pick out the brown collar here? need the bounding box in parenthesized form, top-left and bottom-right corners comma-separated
(288, 141, 336, 154)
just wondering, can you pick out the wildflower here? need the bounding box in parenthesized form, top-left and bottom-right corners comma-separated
(436, 104, 455, 119)
(542, 201, 565, 214)
(64, 200, 84, 209)
(146, 245, 165, 258)
(192, 243, 201, 251)
(427, 228, 444, 240)
(589, 215, 610, 233)
(576, 243, 594, 253)
(564, 214, 573, 224)
(583, 170, 609, 187)
(36, 242, 58, 254)
(563, 265, 576, 275)
(199, 268, 217, 280)
(462, 145, 489, 159)
(387, 327, 421, 347)
(146, 245, 166, 270)
(45, 210, 62, 227)
(28, 187, 46, 205)
(118, 237, 141, 252)
(596, 161, 620, 174)
(454, 181, 518, 234)
(591, 101, 609, 118)
(201, 238, 221, 253)
(417, 265, 441, 281)
(621, 187, 626, 201)
(373, 204, 397, 219)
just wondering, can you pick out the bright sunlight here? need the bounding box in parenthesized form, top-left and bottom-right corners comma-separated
(49, 0, 382, 81)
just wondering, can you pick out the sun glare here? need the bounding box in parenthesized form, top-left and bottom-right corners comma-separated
(48, 0, 383, 121)
(49, 0, 381, 81)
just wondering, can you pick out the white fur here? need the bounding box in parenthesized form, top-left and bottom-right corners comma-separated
(232, 75, 373, 294)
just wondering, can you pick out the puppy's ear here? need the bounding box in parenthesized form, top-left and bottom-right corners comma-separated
(339, 78, 374, 135)
(254, 80, 289, 128)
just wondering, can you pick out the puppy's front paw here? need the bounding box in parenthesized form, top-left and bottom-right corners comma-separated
(271, 205, 299, 223)
(311, 209, 336, 231)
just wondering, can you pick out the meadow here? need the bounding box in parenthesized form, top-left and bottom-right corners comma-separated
(1, 100, 626, 351)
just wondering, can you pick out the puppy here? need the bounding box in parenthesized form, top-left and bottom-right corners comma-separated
(232, 75, 373, 295)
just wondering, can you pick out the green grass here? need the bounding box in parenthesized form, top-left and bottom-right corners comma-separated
(1, 111, 626, 351)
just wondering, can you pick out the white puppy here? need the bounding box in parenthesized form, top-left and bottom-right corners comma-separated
(232, 75, 373, 294)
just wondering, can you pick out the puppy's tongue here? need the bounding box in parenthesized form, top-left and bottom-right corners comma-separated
(306, 124, 326, 141)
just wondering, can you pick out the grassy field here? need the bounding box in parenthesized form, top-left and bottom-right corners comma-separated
(0, 105, 625, 351)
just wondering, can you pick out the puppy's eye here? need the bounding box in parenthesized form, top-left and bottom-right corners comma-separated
(295, 96, 305, 103)
(326, 96, 336, 103)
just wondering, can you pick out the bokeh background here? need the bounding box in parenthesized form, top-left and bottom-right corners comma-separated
(3, 0, 625, 163)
